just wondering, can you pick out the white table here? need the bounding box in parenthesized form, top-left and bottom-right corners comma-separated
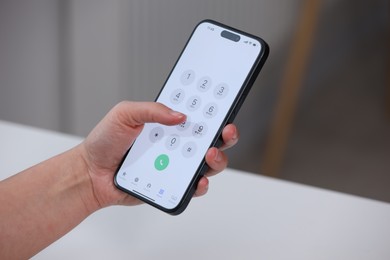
(1, 120, 390, 260)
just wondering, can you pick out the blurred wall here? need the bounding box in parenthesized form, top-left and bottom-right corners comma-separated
(0, 0, 301, 177)
(0, 0, 61, 130)
(0, 0, 299, 135)
(1, 0, 389, 202)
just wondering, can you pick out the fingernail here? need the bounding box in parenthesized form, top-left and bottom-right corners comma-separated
(232, 131, 238, 141)
(169, 110, 186, 119)
(204, 183, 209, 193)
(214, 149, 222, 162)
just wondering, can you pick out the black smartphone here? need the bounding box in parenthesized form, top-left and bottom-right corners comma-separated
(114, 20, 269, 215)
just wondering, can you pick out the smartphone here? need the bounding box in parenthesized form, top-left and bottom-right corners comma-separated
(114, 20, 269, 215)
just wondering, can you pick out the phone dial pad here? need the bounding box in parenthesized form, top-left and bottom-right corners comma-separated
(150, 69, 229, 163)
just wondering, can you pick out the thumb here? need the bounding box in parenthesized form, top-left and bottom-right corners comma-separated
(113, 101, 186, 127)
(84, 101, 186, 160)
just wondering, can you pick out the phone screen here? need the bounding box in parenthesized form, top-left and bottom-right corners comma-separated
(114, 20, 268, 214)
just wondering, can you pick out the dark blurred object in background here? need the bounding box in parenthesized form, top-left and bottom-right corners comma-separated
(258, 0, 390, 202)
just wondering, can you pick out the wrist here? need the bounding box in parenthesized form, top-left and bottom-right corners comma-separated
(70, 145, 102, 214)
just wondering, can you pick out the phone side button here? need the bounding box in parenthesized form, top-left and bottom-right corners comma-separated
(214, 136, 224, 148)
(228, 93, 247, 124)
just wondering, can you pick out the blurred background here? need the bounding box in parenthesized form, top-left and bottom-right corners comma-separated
(0, 0, 389, 202)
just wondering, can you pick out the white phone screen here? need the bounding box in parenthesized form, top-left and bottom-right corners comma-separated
(115, 21, 266, 212)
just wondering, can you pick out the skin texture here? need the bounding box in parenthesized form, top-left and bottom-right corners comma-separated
(0, 101, 239, 259)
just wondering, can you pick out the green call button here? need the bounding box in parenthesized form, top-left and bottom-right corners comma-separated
(154, 154, 169, 171)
